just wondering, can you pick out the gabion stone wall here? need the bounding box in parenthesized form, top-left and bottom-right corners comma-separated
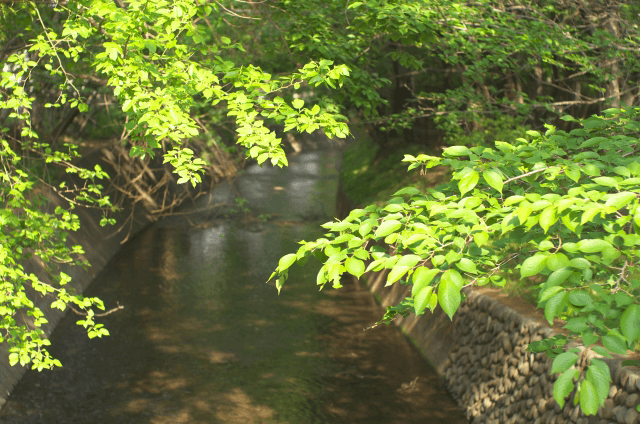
(362, 269, 640, 424)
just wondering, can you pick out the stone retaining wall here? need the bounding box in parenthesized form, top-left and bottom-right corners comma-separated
(361, 269, 640, 424)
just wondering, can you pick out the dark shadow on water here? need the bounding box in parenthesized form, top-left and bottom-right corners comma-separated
(1, 149, 467, 424)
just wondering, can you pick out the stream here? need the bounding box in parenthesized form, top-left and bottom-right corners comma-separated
(1, 148, 467, 423)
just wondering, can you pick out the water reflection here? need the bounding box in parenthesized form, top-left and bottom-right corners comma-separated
(1, 149, 467, 424)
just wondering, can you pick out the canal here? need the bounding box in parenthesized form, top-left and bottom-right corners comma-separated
(1, 147, 467, 423)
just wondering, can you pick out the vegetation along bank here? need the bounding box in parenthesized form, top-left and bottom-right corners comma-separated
(2, 0, 640, 420)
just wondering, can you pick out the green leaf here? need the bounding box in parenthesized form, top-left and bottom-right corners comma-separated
(577, 239, 613, 253)
(545, 291, 568, 325)
(581, 205, 601, 225)
(483, 168, 503, 193)
(539, 207, 557, 233)
(413, 286, 433, 315)
(345, 257, 365, 278)
(374, 220, 402, 238)
(546, 253, 569, 271)
(568, 290, 591, 306)
(590, 346, 612, 358)
(602, 333, 627, 354)
(521, 254, 547, 278)
(358, 218, 376, 236)
(292, 98, 304, 109)
(458, 170, 479, 195)
(412, 267, 439, 297)
(579, 380, 599, 416)
(554, 369, 579, 409)
(586, 358, 611, 406)
(386, 255, 421, 285)
(278, 254, 297, 271)
(438, 276, 462, 320)
(517, 201, 533, 224)
(442, 269, 464, 289)
(540, 286, 564, 303)
(593, 177, 618, 188)
(456, 258, 477, 274)
(443, 146, 472, 157)
(565, 166, 581, 182)
(564, 317, 589, 333)
(568, 258, 591, 270)
(394, 187, 421, 196)
(605, 192, 636, 209)
(620, 304, 640, 344)
(581, 331, 599, 347)
(551, 351, 579, 374)
(473, 231, 489, 246)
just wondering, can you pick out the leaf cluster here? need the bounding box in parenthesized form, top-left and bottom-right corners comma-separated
(271, 107, 640, 415)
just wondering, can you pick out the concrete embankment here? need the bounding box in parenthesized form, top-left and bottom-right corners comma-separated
(336, 186, 640, 424)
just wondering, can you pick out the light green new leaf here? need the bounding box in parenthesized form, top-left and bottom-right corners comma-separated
(428, 291, 438, 312)
(473, 231, 489, 247)
(539, 206, 558, 233)
(593, 176, 618, 188)
(412, 267, 439, 297)
(443, 269, 464, 289)
(345, 257, 365, 278)
(292, 98, 304, 109)
(374, 220, 402, 238)
(456, 258, 477, 274)
(581, 205, 601, 225)
(458, 170, 479, 195)
(386, 255, 422, 286)
(413, 286, 433, 315)
(565, 166, 581, 182)
(443, 146, 472, 157)
(393, 187, 421, 196)
(438, 277, 462, 320)
(278, 254, 297, 271)
(517, 201, 533, 225)
(358, 218, 376, 236)
(521, 254, 547, 278)
(483, 168, 503, 193)
(546, 253, 569, 271)
(605, 192, 636, 209)
(620, 304, 640, 344)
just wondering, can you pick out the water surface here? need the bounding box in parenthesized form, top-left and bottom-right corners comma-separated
(1, 149, 467, 423)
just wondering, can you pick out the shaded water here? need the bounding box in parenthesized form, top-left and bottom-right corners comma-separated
(1, 149, 467, 423)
